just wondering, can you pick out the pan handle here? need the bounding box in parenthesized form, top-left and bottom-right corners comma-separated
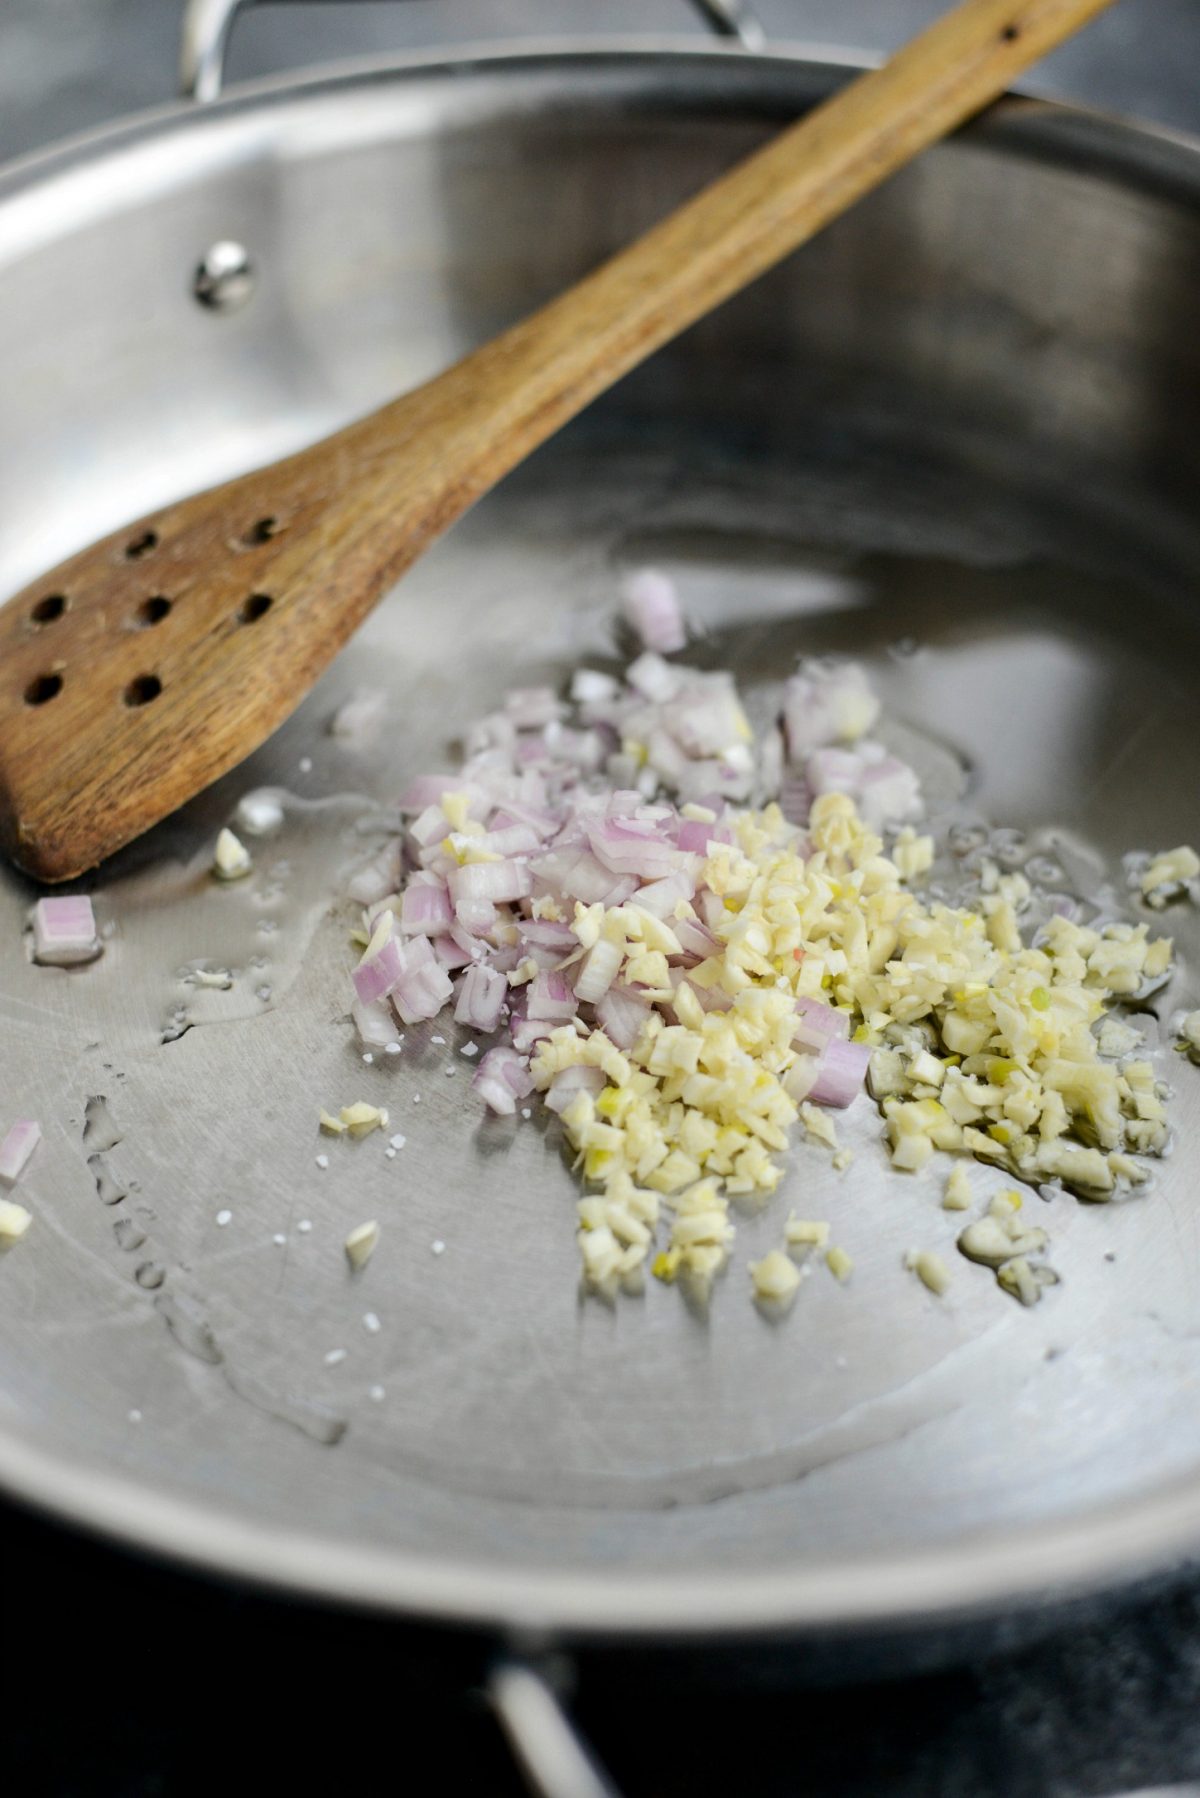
(487, 1656, 622, 1798)
(180, 0, 766, 104)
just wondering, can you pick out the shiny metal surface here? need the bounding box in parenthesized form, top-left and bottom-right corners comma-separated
(489, 1660, 620, 1798)
(0, 47, 1199, 1641)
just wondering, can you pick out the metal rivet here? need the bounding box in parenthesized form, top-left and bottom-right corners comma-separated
(193, 241, 255, 313)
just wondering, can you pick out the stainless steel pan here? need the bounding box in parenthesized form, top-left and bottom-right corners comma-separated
(1, 4, 1199, 1675)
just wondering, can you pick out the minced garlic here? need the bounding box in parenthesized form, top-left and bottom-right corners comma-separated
(519, 787, 1173, 1301)
(905, 1248, 951, 1295)
(338, 1101, 389, 1138)
(957, 1211, 1047, 1268)
(0, 1199, 32, 1242)
(1177, 1010, 1200, 1064)
(891, 827, 935, 881)
(799, 1102, 839, 1151)
(213, 827, 252, 880)
(996, 1256, 1059, 1306)
(785, 1215, 830, 1249)
(749, 1248, 802, 1304)
(344, 1220, 380, 1270)
(825, 1245, 854, 1283)
(1140, 844, 1199, 902)
(942, 1163, 973, 1210)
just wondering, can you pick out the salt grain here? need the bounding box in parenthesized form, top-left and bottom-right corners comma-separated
(384, 1042, 402, 1056)
(272, 1233, 286, 1246)
(389, 1134, 406, 1150)
(216, 1209, 232, 1227)
(431, 1239, 445, 1256)
(298, 1219, 313, 1234)
(344, 1220, 379, 1271)
(324, 1348, 347, 1365)
(298, 756, 313, 774)
(362, 1052, 374, 1064)
(315, 1154, 329, 1170)
(369, 1385, 385, 1402)
(431, 1035, 445, 1046)
(460, 1043, 478, 1058)
(236, 790, 285, 836)
(362, 1312, 381, 1334)
(384, 1148, 396, 1160)
(128, 1409, 142, 1424)
(521, 1108, 532, 1120)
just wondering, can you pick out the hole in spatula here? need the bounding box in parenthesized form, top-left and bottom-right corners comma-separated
(25, 672, 63, 705)
(125, 531, 159, 560)
(124, 674, 162, 707)
(135, 597, 172, 627)
(239, 593, 273, 624)
(31, 594, 66, 625)
(244, 517, 279, 545)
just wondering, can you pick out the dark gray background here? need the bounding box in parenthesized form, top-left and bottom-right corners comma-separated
(3, 0, 1200, 165)
(3, 5, 1200, 1796)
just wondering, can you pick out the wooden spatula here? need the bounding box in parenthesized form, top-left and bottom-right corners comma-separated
(0, 0, 1113, 881)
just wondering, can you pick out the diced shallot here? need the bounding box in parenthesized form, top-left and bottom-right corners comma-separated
(434, 934, 477, 971)
(32, 896, 100, 967)
(620, 568, 686, 654)
(346, 842, 402, 906)
(626, 651, 683, 703)
(673, 918, 720, 960)
(517, 920, 577, 954)
(504, 686, 567, 729)
(545, 1066, 606, 1113)
(633, 870, 694, 918)
(400, 880, 453, 936)
(571, 668, 619, 705)
(352, 913, 404, 1005)
(409, 804, 452, 849)
(783, 660, 880, 758)
(676, 819, 716, 855)
(473, 1047, 534, 1116)
(587, 818, 679, 881)
(390, 936, 454, 1024)
(455, 897, 498, 936)
(793, 996, 851, 1053)
(511, 1013, 555, 1055)
(595, 984, 650, 1050)
(0, 1120, 41, 1186)
(455, 964, 507, 1034)
(449, 860, 533, 908)
(807, 1038, 872, 1108)
(573, 938, 623, 1005)
(400, 774, 483, 814)
(527, 972, 578, 1023)
(352, 999, 397, 1048)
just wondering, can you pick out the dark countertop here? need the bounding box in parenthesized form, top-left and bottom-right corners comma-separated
(4, 5, 1200, 1795)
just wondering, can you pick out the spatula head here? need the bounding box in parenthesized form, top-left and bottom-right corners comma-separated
(0, 443, 394, 883)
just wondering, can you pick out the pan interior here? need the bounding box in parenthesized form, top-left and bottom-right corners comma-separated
(0, 54, 1198, 1623)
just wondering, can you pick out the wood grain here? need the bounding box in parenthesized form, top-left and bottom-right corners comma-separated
(0, 0, 1115, 880)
